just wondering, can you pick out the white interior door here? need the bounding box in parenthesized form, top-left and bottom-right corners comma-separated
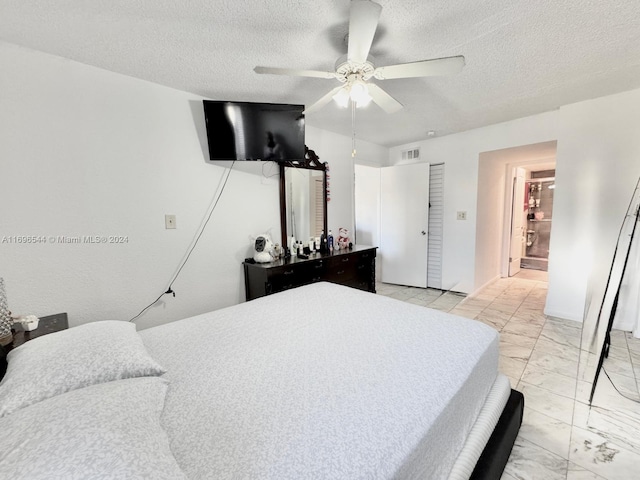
(509, 167, 526, 276)
(380, 163, 430, 287)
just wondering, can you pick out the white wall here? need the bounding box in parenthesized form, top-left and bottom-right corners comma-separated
(0, 42, 387, 329)
(388, 112, 559, 293)
(474, 154, 510, 291)
(354, 165, 381, 248)
(546, 88, 640, 320)
(0, 42, 283, 329)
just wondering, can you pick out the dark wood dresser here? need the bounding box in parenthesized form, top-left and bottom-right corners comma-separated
(243, 245, 377, 301)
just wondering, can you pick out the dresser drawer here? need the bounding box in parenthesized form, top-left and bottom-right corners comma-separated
(307, 258, 328, 284)
(342, 277, 373, 291)
(327, 253, 355, 269)
(324, 265, 356, 283)
(267, 265, 309, 292)
(356, 249, 376, 262)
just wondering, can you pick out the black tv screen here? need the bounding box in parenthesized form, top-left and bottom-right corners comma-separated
(203, 100, 305, 161)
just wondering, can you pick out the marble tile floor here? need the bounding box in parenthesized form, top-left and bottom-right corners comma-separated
(376, 269, 640, 480)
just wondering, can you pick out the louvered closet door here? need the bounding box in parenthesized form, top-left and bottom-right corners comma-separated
(427, 163, 444, 289)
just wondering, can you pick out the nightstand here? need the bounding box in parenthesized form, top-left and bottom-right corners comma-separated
(9, 313, 69, 351)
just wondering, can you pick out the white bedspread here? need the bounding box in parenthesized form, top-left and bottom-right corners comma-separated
(140, 282, 499, 480)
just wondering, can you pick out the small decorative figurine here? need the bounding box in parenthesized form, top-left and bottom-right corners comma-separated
(253, 233, 275, 263)
(337, 227, 350, 249)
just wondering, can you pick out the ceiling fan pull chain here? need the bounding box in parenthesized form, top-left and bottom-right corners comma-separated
(351, 101, 357, 158)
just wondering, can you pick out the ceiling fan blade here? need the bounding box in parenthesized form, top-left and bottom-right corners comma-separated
(367, 83, 403, 113)
(373, 55, 465, 80)
(347, 0, 382, 65)
(254, 66, 337, 79)
(303, 86, 346, 114)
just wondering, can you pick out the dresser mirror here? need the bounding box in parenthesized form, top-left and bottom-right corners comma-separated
(279, 147, 328, 249)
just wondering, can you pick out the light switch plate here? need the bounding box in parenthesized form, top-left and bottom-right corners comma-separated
(165, 214, 176, 229)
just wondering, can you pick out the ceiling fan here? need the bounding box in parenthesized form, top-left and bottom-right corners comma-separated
(254, 0, 465, 115)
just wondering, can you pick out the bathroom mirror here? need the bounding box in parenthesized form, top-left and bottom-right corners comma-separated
(279, 147, 328, 249)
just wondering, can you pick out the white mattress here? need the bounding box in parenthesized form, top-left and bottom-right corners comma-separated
(140, 282, 499, 479)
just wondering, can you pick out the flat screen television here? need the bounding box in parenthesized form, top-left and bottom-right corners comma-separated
(203, 100, 305, 161)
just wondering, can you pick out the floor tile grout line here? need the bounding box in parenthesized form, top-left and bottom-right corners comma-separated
(624, 333, 640, 399)
(565, 322, 587, 480)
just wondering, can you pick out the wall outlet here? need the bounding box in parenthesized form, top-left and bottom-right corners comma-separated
(456, 211, 467, 221)
(165, 214, 176, 229)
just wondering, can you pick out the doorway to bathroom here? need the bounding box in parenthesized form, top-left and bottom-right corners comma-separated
(520, 169, 555, 271)
(474, 141, 557, 291)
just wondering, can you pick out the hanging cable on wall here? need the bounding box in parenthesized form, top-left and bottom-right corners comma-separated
(129, 161, 236, 322)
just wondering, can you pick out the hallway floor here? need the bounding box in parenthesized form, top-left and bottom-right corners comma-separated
(376, 270, 640, 480)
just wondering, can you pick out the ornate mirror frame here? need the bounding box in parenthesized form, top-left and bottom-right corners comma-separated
(279, 146, 328, 248)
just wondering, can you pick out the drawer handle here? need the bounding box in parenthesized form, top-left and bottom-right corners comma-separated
(357, 264, 365, 270)
(342, 258, 350, 263)
(312, 276, 321, 282)
(284, 270, 294, 275)
(314, 264, 323, 269)
(337, 270, 345, 275)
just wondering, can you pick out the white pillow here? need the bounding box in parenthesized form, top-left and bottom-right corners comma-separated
(0, 320, 166, 417)
(0, 376, 187, 480)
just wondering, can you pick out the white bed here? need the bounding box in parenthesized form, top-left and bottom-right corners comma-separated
(0, 282, 516, 479)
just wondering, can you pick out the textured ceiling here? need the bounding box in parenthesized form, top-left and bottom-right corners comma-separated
(1, 0, 640, 147)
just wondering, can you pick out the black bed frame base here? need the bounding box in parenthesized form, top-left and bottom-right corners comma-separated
(470, 389, 524, 480)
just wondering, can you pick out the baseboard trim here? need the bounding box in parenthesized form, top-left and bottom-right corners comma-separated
(543, 308, 583, 323)
(467, 275, 501, 299)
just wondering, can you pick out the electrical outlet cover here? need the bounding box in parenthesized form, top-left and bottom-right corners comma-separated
(165, 214, 176, 229)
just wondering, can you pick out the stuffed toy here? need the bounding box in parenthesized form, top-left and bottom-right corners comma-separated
(253, 234, 275, 263)
(337, 227, 350, 249)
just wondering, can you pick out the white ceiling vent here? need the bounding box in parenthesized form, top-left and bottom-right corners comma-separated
(401, 148, 420, 161)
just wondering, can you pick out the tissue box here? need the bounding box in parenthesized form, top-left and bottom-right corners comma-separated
(19, 315, 40, 331)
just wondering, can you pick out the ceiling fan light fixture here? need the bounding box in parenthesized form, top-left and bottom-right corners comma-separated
(332, 88, 350, 108)
(349, 80, 368, 100)
(349, 80, 372, 107)
(355, 92, 372, 108)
